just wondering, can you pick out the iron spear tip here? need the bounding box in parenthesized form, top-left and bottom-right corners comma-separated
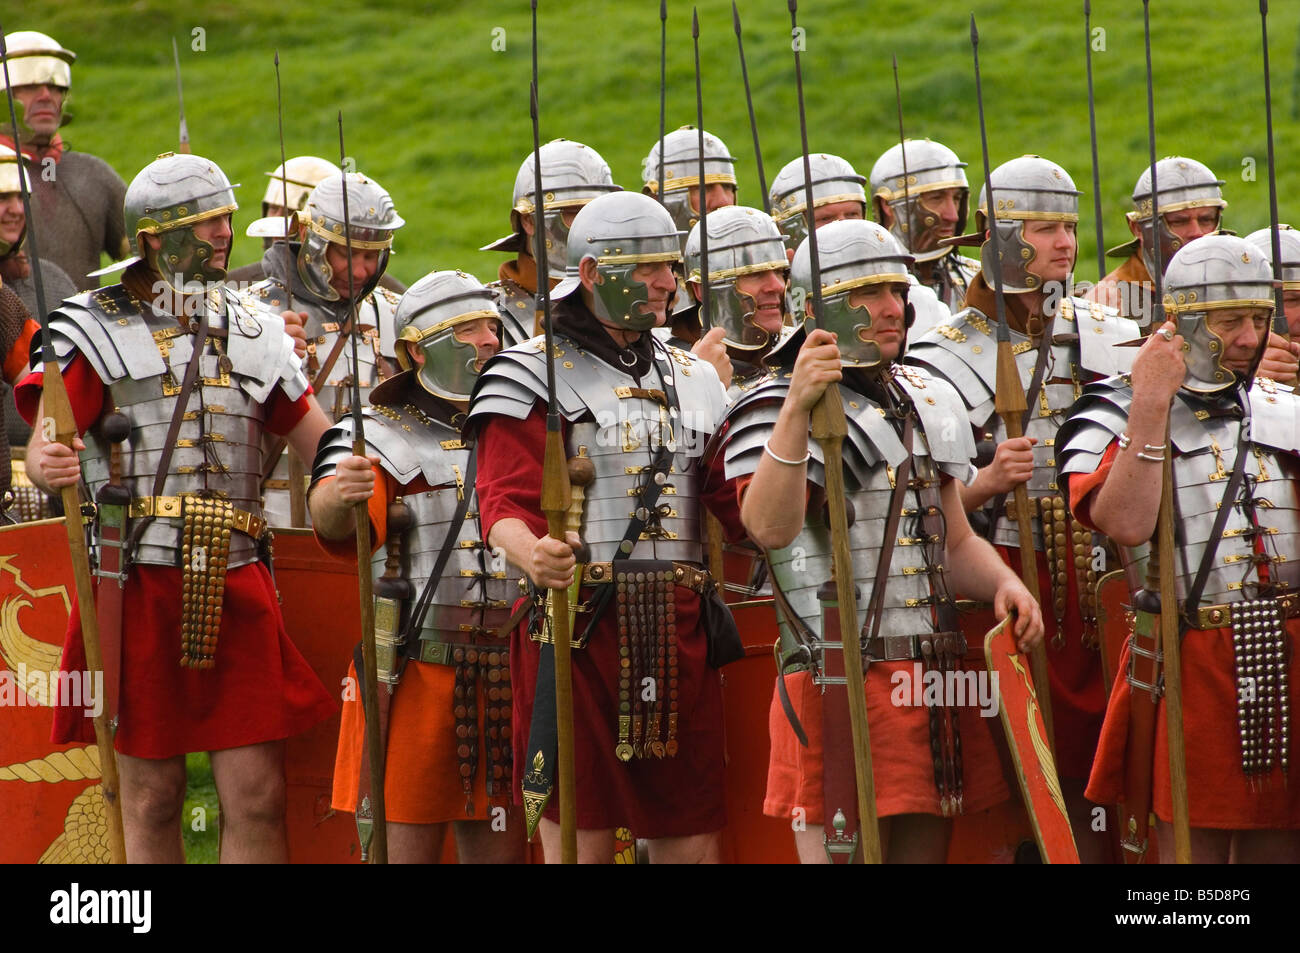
(532, 0, 538, 13)
(274, 49, 279, 67)
(1261, 0, 1268, 14)
(732, 0, 740, 33)
(1084, 0, 1090, 15)
(892, 52, 898, 70)
(661, 0, 667, 21)
(788, 0, 797, 15)
(970, 13, 978, 45)
(692, 7, 699, 36)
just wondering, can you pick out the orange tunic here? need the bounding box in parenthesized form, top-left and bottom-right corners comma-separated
(1071, 445, 1300, 828)
(319, 468, 511, 824)
(764, 663, 1010, 822)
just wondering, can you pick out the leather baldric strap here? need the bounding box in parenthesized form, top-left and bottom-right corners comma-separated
(126, 302, 211, 557)
(862, 401, 915, 648)
(1180, 415, 1252, 631)
(397, 450, 478, 674)
(576, 340, 683, 643)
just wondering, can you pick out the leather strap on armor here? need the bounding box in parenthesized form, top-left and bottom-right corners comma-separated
(398, 451, 478, 663)
(1181, 416, 1251, 630)
(125, 304, 210, 558)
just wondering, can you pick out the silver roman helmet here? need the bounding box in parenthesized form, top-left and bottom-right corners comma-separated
(1245, 224, 1300, 289)
(124, 151, 238, 292)
(482, 139, 619, 275)
(641, 126, 738, 239)
(261, 155, 336, 214)
(975, 155, 1080, 294)
(870, 138, 970, 263)
(1, 30, 75, 90)
(769, 153, 867, 251)
(1163, 235, 1274, 394)
(0, 145, 23, 256)
(685, 205, 790, 351)
(297, 171, 404, 302)
(1116, 157, 1226, 277)
(245, 155, 337, 240)
(552, 191, 683, 331)
(790, 219, 914, 369)
(394, 270, 499, 402)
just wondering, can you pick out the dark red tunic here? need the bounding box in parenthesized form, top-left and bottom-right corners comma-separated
(17, 354, 336, 759)
(476, 403, 741, 838)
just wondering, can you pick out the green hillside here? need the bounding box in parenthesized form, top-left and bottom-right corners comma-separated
(17, 0, 1300, 286)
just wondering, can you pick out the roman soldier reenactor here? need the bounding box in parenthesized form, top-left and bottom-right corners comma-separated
(0, 30, 129, 290)
(0, 143, 45, 520)
(680, 204, 788, 399)
(1085, 156, 1223, 326)
(767, 151, 950, 342)
(906, 155, 1142, 862)
(1245, 224, 1300, 385)
(869, 139, 980, 316)
(1059, 234, 1300, 862)
(18, 151, 335, 862)
(245, 171, 404, 524)
(769, 152, 868, 254)
(468, 190, 742, 862)
(716, 218, 1043, 862)
(310, 269, 525, 863)
(481, 139, 619, 348)
(641, 125, 739, 348)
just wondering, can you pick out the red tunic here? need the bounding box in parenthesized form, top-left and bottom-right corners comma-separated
(1070, 443, 1300, 828)
(476, 404, 741, 838)
(17, 354, 335, 759)
(319, 469, 512, 824)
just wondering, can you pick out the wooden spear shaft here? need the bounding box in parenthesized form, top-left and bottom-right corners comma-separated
(1157, 421, 1190, 862)
(1, 26, 126, 863)
(995, 344, 1054, 750)
(338, 114, 386, 864)
(810, 392, 882, 863)
(45, 375, 128, 864)
(790, 0, 880, 863)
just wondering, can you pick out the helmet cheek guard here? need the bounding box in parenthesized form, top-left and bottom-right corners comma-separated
(394, 270, 499, 402)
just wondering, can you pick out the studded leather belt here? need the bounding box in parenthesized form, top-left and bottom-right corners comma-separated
(129, 495, 268, 539)
(1190, 591, 1300, 630)
(581, 560, 713, 594)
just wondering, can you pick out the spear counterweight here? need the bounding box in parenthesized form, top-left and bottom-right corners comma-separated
(1, 27, 126, 864)
(969, 14, 1054, 751)
(790, 0, 881, 865)
(338, 112, 387, 864)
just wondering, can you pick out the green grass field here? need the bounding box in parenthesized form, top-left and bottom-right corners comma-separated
(18, 0, 1300, 288)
